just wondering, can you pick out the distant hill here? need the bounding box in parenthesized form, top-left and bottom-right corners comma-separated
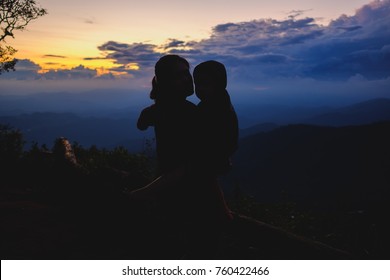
(304, 98, 390, 126)
(229, 121, 390, 209)
(237, 98, 390, 138)
(0, 112, 152, 151)
(224, 121, 390, 258)
(0, 89, 147, 117)
(235, 103, 332, 128)
(2, 98, 390, 151)
(240, 122, 279, 138)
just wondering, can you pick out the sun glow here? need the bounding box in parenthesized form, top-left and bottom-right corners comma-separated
(28, 53, 127, 77)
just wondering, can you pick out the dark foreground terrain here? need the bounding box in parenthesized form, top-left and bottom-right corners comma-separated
(2, 122, 389, 259)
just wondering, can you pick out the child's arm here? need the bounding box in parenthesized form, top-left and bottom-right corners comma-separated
(137, 105, 155, 130)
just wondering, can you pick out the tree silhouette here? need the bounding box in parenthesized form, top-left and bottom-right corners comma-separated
(0, 124, 24, 164)
(0, 0, 47, 74)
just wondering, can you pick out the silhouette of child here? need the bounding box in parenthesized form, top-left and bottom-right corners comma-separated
(193, 60, 239, 175)
(178, 60, 239, 258)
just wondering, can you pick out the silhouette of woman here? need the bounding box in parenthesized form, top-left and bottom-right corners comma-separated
(137, 55, 197, 175)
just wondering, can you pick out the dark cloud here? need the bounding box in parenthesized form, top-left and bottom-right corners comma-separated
(336, 26, 362, 32)
(84, 18, 95, 24)
(163, 39, 186, 50)
(93, 0, 390, 82)
(279, 29, 324, 45)
(76, 16, 96, 24)
(15, 59, 41, 71)
(302, 1, 390, 80)
(44, 62, 61, 65)
(95, 72, 115, 80)
(189, 0, 390, 81)
(98, 41, 134, 51)
(253, 54, 290, 63)
(0, 59, 41, 80)
(213, 23, 238, 33)
(43, 65, 97, 80)
(83, 57, 110, 60)
(97, 41, 161, 71)
(0, 61, 99, 81)
(286, 9, 313, 19)
(43, 54, 67, 58)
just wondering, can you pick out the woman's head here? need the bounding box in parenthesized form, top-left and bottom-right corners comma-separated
(149, 76, 158, 100)
(154, 55, 193, 100)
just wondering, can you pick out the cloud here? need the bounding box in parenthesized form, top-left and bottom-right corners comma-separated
(97, 41, 161, 73)
(0, 61, 98, 80)
(203, 17, 323, 51)
(83, 56, 110, 60)
(336, 26, 362, 32)
(43, 54, 67, 59)
(91, 15, 328, 82)
(14, 59, 41, 71)
(209, 0, 390, 81)
(0, 59, 41, 80)
(286, 9, 313, 19)
(75, 16, 96, 24)
(92, 0, 390, 83)
(162, 39, 187, 50)
(43, 65, 97, 80)
(84, 18, 95, 24)
(303, 1, 390, 80)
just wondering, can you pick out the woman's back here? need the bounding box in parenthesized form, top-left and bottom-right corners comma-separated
(153, 99, 198, 174)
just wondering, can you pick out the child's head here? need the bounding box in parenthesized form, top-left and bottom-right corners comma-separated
(193, 60, 227, 101)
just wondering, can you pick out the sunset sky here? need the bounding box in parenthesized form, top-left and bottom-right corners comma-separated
(1, 0, 390, 107)
(9, 0, 369, 70)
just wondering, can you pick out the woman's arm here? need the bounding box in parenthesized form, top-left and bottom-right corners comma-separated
(130, 167, 187, 198)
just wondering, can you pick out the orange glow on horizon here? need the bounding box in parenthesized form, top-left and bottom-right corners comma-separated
(37, 65, 133, 78)
(22, 52, 134, 77)
(96, 68, 131, 77)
